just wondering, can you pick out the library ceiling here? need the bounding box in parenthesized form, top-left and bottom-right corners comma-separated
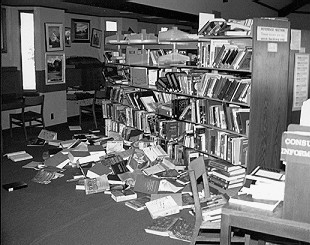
(1, 0, 309, 28)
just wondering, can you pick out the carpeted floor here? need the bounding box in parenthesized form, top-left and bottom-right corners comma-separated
(1, 116, 191, 245)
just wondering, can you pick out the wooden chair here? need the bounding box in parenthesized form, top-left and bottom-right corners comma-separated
(9, 95, 45, 141)
(188, 156, 248, 245)
(79, 90, 106, 129)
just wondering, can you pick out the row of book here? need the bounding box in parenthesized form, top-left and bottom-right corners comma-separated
(155, 72, 251, 105)
(199, 18, 253, 37)
(212, 45, 252, 70)
(185, 127, 248, 166)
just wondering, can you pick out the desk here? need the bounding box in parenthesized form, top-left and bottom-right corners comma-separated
(220, 203, 310, 245)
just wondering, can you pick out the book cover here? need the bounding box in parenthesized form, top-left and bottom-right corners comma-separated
(145, 195, 180, 219)
(111, 188, 137, 202)
(27, 138, 46, 147)
(86, 163, 112, 178)
(44, 152, 69, 169)
(84, 175, 110, 195)
(8, 152, 33, 162)
(150, 193, 183, 207)
(134, 174, 160, 195)
(125, 195, 151, 211)
(145, 216, 179, 237)
(208, 158, 242, 172)
(229, 193, 282, 211)
(168, 217, 194, 242)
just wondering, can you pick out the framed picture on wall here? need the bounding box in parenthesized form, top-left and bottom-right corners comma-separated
(45, 23, 64, 52)
(65, 27, 71, 47)
(90, 28, 102, 48)
(71, 18, 90, 43)
(45, 53, 65, 85)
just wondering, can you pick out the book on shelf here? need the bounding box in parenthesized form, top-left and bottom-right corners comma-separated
(145, 216, 179, 237)
(198, 18, 226, 36)
(236, 47, 252, 70)
(111, 188, 137, 202)
(145, 195, 180, 219)
(125, 195, 151, 211)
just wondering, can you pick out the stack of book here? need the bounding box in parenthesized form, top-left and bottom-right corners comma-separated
(208, 159, 245, 190)
(228, 166, 285, 211)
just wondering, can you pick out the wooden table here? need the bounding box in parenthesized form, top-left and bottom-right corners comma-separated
(220, 203, 310, 244)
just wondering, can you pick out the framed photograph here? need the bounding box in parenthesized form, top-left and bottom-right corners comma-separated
(71, 18, 90, 43)
(90, 28, 102, 48)
(1, 8, 7, 53)
(65, 27, 71, 47)
(45, 53, 65, 85)
(45, 23, 64, 52)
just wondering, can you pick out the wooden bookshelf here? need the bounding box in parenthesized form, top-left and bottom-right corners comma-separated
(106, 18, 291, 174)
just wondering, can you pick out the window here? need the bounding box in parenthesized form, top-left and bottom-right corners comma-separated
(20, 11, 36, 90)
(106, 20, 117, 32)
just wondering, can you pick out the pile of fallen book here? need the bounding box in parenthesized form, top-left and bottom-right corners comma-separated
(228, 166, 285, 211)
(208, 158, 246, 190)
(10, 128, 245, 243)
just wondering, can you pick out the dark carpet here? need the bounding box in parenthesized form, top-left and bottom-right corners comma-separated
(1, 117, 189, 245)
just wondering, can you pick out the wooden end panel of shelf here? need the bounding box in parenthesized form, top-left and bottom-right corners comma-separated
(247, 18, 291, 173)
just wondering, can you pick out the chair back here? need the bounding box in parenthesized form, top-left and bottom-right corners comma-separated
(22, 95, 44, 113)
(188, 156, 211, 219)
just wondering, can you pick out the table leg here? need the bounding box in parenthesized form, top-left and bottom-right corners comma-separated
(220, 214, 231, 245)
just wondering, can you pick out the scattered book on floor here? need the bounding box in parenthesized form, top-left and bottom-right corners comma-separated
(168, 217, 194, 242)
(133, 174, 161, 195)
(38, 129, 58, 141)
(145, 216, 179, 237)
(2, 181, 28, 192)
(44, 152, 70, 169)
(145, 195, 180, 219)
(125, 195, 151, 211)
(6, 151, 33, 162)
(27, 138, 46, 146)
(69, 125, 82, 131)
(111, 188, 137, 202)
(84, 175, 110, 195)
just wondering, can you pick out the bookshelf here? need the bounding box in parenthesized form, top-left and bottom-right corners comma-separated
(105, 18, 291, 174)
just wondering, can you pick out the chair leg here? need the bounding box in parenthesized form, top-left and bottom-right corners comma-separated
(23, 122, 28, 141)
(10, 116, 13, 138)
(79, 108, 82, 126)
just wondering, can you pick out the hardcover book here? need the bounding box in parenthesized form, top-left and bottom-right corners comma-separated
(145, 195, 180, 219)
(111, 188, 137, 202)
(84, 175, 110, 195)
(125, 195, 151, 211)
(145, 216, 179, 237)
(133, 174, 161, 194)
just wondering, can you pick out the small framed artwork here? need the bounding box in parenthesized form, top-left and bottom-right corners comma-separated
(45, 53, 65, 85)
(90, 28, 102, 48)
(65, 27, 71, 47)
(71, 18, 90, 43)
(45, 23, 64, 52)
